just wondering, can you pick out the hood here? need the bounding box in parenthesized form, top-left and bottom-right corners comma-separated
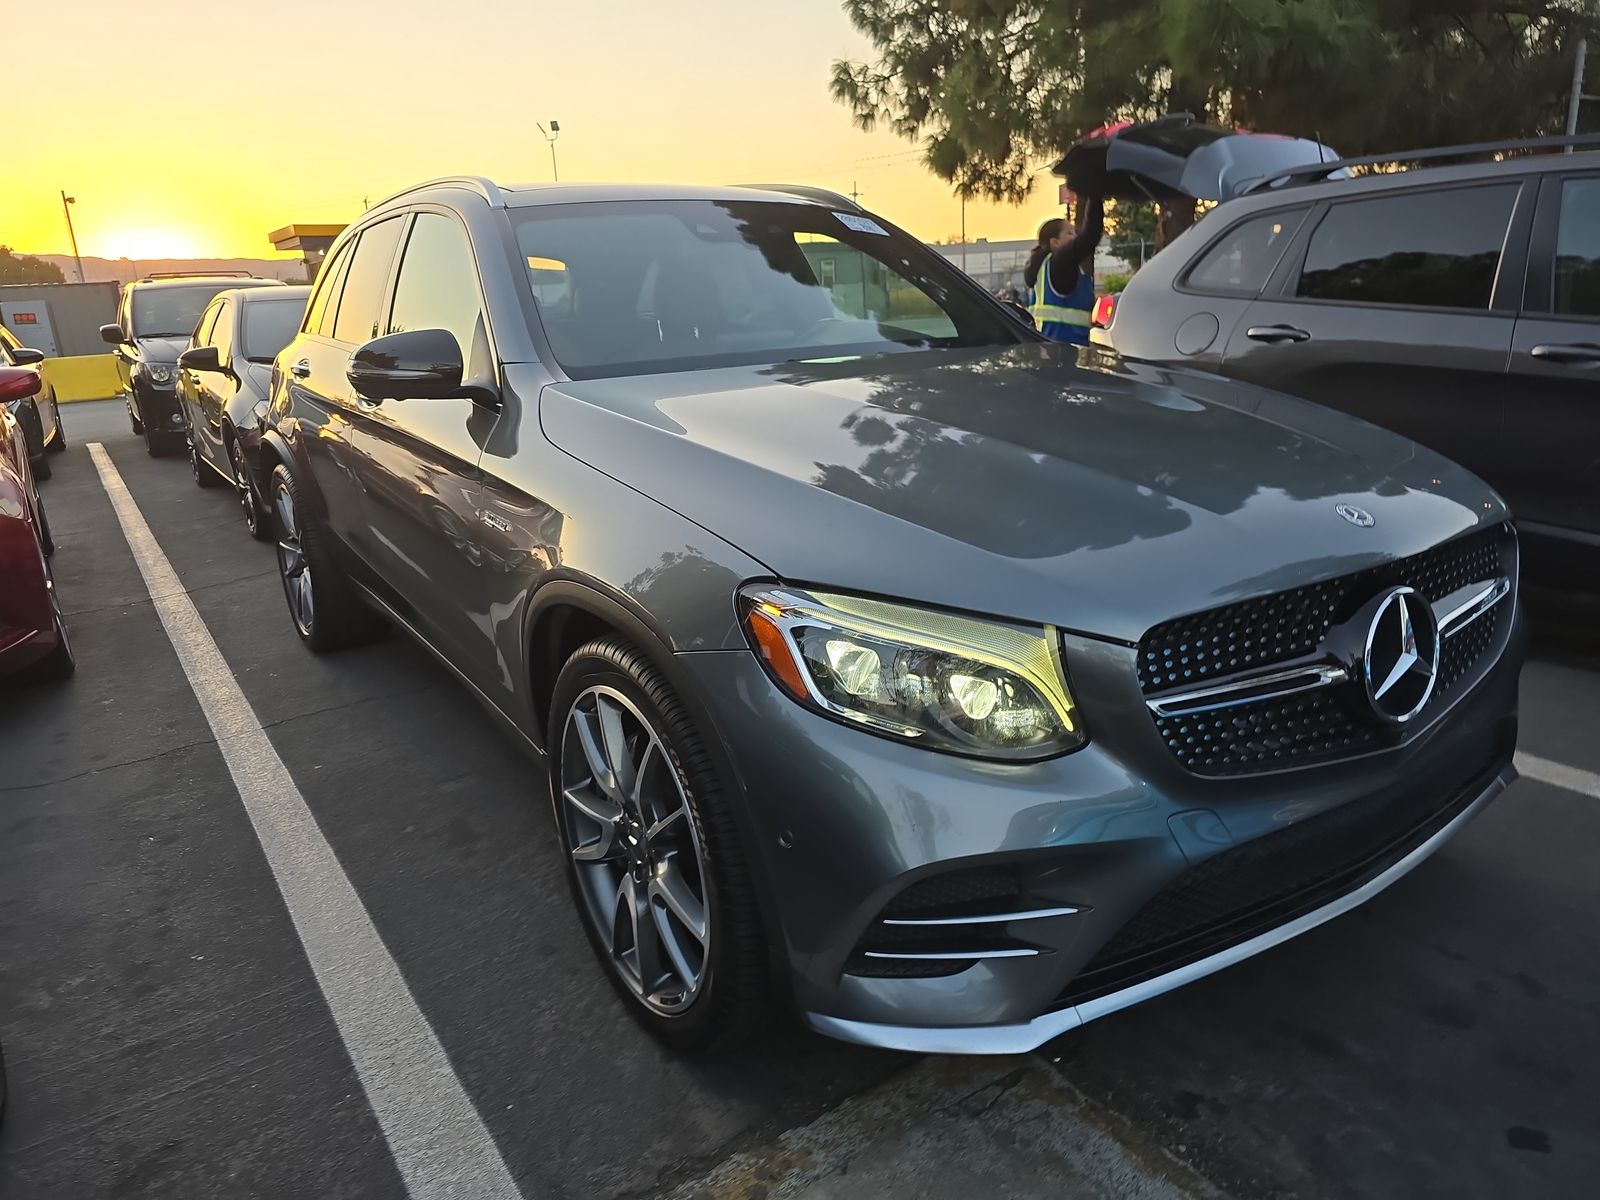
(538, 345, 1506, 643)
(132, 335, 191, 363)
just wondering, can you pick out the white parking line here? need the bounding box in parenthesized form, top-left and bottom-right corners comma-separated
(87, 444, 523, 1200)
(1515, 752, 1600, 800)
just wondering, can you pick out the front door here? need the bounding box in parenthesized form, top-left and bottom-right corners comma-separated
(1502, 172, 1600, 553)
(284, 217, 405, 578)
(350, 211, 499, 682)
(196, 298, 233, 469)
(1219, 180, 1530, 493)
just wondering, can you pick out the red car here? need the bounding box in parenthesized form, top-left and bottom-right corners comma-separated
(0, 365, 72, 682)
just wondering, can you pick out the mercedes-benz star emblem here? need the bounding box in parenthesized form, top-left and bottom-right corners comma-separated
(1336, 503, 1375, 527)
(1363, 587, 1439, 723)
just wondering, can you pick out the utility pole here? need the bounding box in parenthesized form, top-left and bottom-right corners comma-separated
(538, 120, 562, 182)
(848, 181, 863, 204)
(1568, 38, 1589, 148)
(60, 191, 84, 283)
(959, 193, 966, 274)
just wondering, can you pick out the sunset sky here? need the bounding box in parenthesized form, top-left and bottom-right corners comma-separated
(3, 1, 1062, 263)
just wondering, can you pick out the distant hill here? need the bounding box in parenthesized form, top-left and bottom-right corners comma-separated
(32, 254, 306, 285)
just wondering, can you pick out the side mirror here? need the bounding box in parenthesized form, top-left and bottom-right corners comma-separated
(347, 329, 487, 402)
(100, 323, 127, 346)
(0, 366, 43, 403)
(9, 347, 45, 366)
(179, 345, 222, 372)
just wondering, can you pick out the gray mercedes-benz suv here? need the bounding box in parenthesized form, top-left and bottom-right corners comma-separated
(261, 177, 1522, 1054)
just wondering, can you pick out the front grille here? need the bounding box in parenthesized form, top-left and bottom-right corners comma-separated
(1060, 745, 1508, 1006)
(1141, 523, 1513, 776)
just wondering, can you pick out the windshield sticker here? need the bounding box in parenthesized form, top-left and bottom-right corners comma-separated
(835, 212, 889, 236)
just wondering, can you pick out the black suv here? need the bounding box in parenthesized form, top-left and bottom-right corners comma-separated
(101, 274, 286, 456)
(1100, 135, 1600, 586)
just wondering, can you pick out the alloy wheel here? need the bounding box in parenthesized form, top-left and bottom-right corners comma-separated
(560, 685, 711, 1016)
(273, 480, 314, 638)
(230, 443, 259, 535)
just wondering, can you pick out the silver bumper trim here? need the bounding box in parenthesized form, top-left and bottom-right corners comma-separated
(805, 765, 1513, 1055)
(881, 906, 1081, 927)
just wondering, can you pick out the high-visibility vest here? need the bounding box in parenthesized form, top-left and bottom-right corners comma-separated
(1030, 262, 1095, 345)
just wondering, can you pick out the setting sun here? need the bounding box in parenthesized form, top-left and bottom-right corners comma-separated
(96, 229, 204, 261)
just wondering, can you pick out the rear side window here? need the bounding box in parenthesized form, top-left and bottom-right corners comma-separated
(1554, 177, 1600, 318)
(332, 218, 404, 345)
(302, 242, 351, 336)
(1185, 208, 1309, 295)
(1296, 184, 1519, 310)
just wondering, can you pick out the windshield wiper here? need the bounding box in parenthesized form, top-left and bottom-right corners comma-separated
(139, 331, 191, 338)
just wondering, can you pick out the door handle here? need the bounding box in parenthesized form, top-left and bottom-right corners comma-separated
(1245, 325, 1312, 344)
(289, 359, 311, 379)
(1529, 343, 1600, 366)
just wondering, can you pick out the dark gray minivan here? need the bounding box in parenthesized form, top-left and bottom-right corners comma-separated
(1100, 136, 1600, 587)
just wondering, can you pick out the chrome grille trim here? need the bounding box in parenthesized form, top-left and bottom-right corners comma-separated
(1435, 577, 1511, 640)
(1146, 663, 1349, 718)
(881, 907, 1080, 927)
(862, 948, 1041, 961)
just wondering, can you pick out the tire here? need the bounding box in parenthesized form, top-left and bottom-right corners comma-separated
(129, 406, 143, 435)
(230, 438, 271, 542)
(145, 422, 179, 458)
(190, 438, 220, 488)
(548, 636, 771, 1053)
(47, 398, 67, 452)
(268, 463, 384, 651)
(17, 556, 74, 684)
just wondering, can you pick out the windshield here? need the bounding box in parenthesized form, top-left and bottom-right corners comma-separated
(131, 284, 237, 338)
(512, 200, 1026, 379)
(241, 297, 307, 362)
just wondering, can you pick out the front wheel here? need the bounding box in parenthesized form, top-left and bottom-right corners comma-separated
(548, 637, 771, 1053)
(269, 463, 384, 651)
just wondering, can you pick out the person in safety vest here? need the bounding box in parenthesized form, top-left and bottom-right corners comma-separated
(1024, 195, 1104, 345)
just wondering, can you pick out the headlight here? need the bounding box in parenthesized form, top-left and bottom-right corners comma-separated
(142, 363, 174, 384)
(739, 586, 1083, 760)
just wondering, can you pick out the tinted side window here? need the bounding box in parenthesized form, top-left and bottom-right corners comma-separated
(387, 213, 482, 354)
(332, 218, 404, 345)
(1297, 184, 1519, 310)
(212, 301, 235, 362)
(1185, 209, 1309, 295)
(194, 301, 222, 347)
(1554, 177, 1600, 318)
(302, 241, 351, 335)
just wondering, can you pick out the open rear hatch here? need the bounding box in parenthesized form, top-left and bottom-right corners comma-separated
(1052, 114, 1342, 204)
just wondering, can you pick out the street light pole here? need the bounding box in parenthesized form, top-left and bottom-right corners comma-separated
(960, 193, 966, 274)
(537, 120, 561, 181)
(1568, 38, 1589, 147)
(60, 191, 84, 283)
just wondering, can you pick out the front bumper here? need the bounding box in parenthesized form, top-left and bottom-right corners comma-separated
(675, 617, 1522, 1052)
(132, 379, 183, 435)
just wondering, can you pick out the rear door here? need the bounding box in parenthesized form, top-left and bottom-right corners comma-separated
(350, 209, 498, 680)
(281, 218, 405, 571)
(1502, 172, 1600, 549)
(1219, 179, 1533, 490)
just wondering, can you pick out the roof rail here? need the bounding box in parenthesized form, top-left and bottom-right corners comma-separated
(366, 176, 507, 211)
(735, 184, 862, 210)
(143, 270, 255, 280)
(1244, 132, 1600, 193)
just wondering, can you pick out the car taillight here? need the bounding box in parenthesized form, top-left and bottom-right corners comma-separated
(1092, 294, 1118, 329)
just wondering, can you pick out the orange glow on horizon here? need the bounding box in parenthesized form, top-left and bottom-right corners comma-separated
(96, 229, 206, 262)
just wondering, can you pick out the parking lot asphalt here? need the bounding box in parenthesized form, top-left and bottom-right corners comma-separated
(2, 399, 1597, 1199)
